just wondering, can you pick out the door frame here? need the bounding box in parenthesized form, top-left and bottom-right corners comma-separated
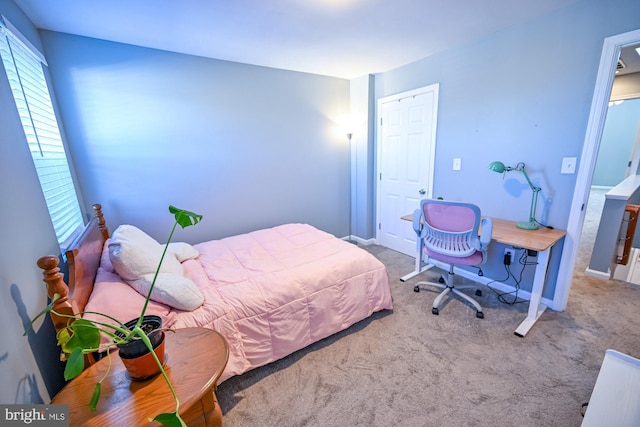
(375, 84, 439, 251)
(554, 28, 640, 311)
(623, 100, 640, 180)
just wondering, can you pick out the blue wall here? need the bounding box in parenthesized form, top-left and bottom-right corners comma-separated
(3, 0, 640, 404)
(375, 0, 640, 297)
(40, 31, 351, 243)
(593, 98, 640, 187)
(0, 0, 66, 405)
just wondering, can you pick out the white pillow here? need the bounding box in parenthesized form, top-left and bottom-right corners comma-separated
(165, 242, 199, 262)
(108, 225, 203, 311)
(109, 225, 183, 281)
(130, 273, 204, 311)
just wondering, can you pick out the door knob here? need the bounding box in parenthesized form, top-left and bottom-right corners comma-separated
(419, 189, 426, 195)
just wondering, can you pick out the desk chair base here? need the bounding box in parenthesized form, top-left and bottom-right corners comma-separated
(414, 269, 484, 319)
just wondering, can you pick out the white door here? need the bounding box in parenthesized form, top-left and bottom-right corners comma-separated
(377, 84, 439, 256)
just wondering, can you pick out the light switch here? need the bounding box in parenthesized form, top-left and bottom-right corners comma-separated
(561, 157, 577, 174)
(452, 158, 461, 171)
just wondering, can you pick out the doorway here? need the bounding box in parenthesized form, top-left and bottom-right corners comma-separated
(584, 96, 640, 280)
(376, 84, 439, 256)
(554, 28, 640, 311)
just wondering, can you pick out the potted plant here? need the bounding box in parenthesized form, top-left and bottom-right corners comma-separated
(27, 205, 203, 427)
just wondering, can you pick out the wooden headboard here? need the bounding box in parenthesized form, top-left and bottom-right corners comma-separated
(38, 204, 110, 333)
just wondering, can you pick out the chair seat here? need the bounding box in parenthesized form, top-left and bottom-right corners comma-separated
(424, 247, 484, 266)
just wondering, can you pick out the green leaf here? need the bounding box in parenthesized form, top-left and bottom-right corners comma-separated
(151, 411, 187, 427)
(89, 383, 101, 411)
(62, 319, 101, 353)
(56, 328, 71, 348)
(63, 347, 85, 380)
(169, 205, 203, 229)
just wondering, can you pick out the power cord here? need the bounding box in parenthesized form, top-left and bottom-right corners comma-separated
(535, 219, 554, 229)
(486, 249, 537, 305)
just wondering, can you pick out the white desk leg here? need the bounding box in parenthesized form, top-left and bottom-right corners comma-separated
(400, 264, 435, 281)
(400, 236, 434, 282)
(514, 248, 550, 337)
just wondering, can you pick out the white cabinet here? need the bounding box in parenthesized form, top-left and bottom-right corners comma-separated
(582, 349, 640, 426)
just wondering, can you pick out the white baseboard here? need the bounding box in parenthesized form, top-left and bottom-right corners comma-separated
(584, 267, 611, 280)
(341, 235, 377, 246)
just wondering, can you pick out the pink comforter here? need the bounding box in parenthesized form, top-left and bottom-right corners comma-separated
(86, 223, 393, 382)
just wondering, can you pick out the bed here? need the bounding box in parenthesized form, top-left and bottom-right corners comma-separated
(38, 204, 393, 382)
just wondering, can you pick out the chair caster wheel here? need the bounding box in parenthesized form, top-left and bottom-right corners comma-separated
(414, 286, 420, 292)
(476, 311, 484, 319)
(432, 307, 439, 315)
(475, 290, 482, 296)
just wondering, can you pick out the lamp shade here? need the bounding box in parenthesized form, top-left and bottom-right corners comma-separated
(488, 161, 507, 173)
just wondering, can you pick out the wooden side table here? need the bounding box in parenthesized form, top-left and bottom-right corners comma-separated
(52, 328, 229, 426)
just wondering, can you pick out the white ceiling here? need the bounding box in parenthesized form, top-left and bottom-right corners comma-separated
(15, 0, 581, 79)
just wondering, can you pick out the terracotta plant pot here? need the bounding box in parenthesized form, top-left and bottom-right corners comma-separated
(116, 315, 165, 381)
(119, 331, 165, 380)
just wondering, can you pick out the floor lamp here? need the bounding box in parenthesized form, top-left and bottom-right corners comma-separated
(347, 132, 355, 243)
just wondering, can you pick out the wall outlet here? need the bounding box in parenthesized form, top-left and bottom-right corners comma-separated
(452, 157, 461, 171)
(504, 248, 514, 265)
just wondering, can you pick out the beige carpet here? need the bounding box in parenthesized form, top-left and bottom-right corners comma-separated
(215, 238, 640, 426)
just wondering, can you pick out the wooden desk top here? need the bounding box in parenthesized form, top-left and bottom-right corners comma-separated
(489, 218, 566, 252)
(401, 214, 566, 252)
(52, 328, 229, 426)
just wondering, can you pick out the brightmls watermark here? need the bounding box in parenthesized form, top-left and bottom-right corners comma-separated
(0, 405, 68, 426)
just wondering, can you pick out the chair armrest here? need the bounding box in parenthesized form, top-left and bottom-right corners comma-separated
(479, 217, 493, 249)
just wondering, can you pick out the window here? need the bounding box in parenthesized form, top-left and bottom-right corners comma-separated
(0, 16, 84, 250)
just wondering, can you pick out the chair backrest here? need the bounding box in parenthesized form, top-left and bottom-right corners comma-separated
(419, 199, 483, 258)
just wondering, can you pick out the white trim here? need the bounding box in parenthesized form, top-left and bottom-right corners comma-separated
(0, 15, 47, 65)
(606, 174, 640, 200)
(554, 29, 640, 311)
(375, 83, 439, 251)
(341, 235, 377, 246)
(585, 267, 612, 280)
(378, 85, 437, 104)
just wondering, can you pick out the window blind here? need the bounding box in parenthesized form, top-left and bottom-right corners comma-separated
(0, 17, 84, 249)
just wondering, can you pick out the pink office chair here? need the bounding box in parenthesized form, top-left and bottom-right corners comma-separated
(412, 199, 493, 318)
